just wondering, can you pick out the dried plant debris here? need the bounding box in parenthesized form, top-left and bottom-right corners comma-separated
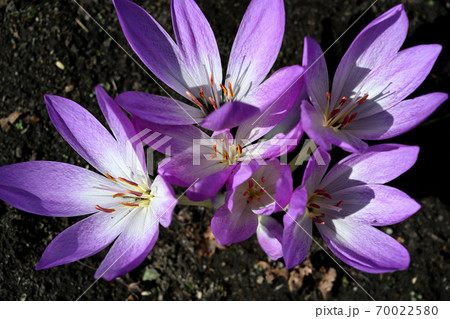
(318, 267, 337, 300)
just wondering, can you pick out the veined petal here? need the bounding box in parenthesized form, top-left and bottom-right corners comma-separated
(0, 161, 117, 217)
(332, 184, 420, 226)
(302, 147, 330, 194)
(171, 0, 222, 89)
(331, 4, 408, 104)
(149, 175, 177, 228)
(274, 163, 293, 212)
(45, 95, 128, 178)
(113, 0, 192, 97)
(96, 85, 147, 183)
(36, 210, 132, 270)
(236, 65, 304, 143)
(133, 116, 209, 155)
(116, 91, 204, 125)
(186, 165, 235, 201)
(355, 44, 442, 115)
(226, 0, 285, 100)
(347, 92, 448, 140)
(201, 101, 260, 131)
(257, 215, 283, 260)
(321, 144, 419, 193)
(317, 218, 410, 273)
(303, 37, 329, 112)
(300, 100, 333, 151)
(210, 205, 258, 246)
(95, 208, 159, 280)
(282, 186, 312, 269)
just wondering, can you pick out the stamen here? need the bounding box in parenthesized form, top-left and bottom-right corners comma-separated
(186, 91, 203, 108)
(322, 193, 332, 200)
(95, 205, 115, 213)
(199, 88, 205, 100)
(220, 84, 228, 97)
(118, 177, 139, 187)
(312, 217, 325, 224)
(113, 193, 125, 198)
(261, 176, 265, 183)
(119, 202, 139, 207)
(213, 143, 217, 153)
(236, 144, 242, 156)
(227, 81, 234, 98)
(309, 203, 321, 209)
(341, 114, 350, 127)
(223, 151, 229, 161)
(248, 198, 253, 204)
(339, 97, 347, 106)
(208, 97, 218, 110)
(329, 108, 341, 118)
(358, 94, 369, 105)
(210, 154, 217, 159)
(248, 180, 254, 188)
(335, 200, 344, 207)
(314, 189, 326, 194)
(126, 190, 143, 197)
(210, 74, 214, 88)
(260, 188, 265, 193)
(326, 92, 331, 101)
(243, 191, 248, 196)
(348, 113, 357, 123)
(105, 173, 117, 182)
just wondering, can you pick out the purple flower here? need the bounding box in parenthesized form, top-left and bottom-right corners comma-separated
(283, 144, 421, 272)
(211, 159, 292, 259)
(301, 4, 448, 153)
(0, 85, 176, 280)
(156, 97, 303, 201)
(113, 0, 303, 131)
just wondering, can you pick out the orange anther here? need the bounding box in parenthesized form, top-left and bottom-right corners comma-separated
(95, 205, 115, 213)
(105, 173, 117, 182)
(227, 81, 234, 98)
(186, 91, 203, 108)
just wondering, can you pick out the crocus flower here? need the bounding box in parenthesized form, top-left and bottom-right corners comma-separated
(301, 4, 448, 153)
(113, 0, 303, 132)
(211, 159, 292, 260)
(283, 144, 421, 272)
(155, 93, 304, 202)
(0, 85, 176, 280)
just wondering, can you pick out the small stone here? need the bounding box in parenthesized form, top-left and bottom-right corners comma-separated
(64, 84, 74, 93)
(385, 228, 393, 235)
(256, 276, 264, 284)
(55, 61, 65, 70)
(196, 291, 202, 299)
(412, 276, 418, 284)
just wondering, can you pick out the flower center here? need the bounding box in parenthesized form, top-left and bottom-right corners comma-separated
(306, 189, 343, 224)
(186, 73, 235, 115)
(323, 92, 368, 129)
(242, 177, 266, 204)
(95, 173, 154, 213)
(209, 138, 243, 166)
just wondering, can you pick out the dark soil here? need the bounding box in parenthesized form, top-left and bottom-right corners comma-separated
(0, 0, 449, 301)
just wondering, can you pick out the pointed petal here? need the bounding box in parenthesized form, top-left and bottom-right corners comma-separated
(348, 92, 448, 140)
(235, 65, 304, 143)
(274, 163, 293, 212)
(0, 161, 117, 217)
(226, 0, 285, 99)
(302, 147, 330, 193)
(321, 144, 419, 193)
(44, 95, 128, 177)
(95, 209, 159, 280)
(171, 0, 222, 89)
(113, 0, 191, 97)
(36, 210, 132, 270)
(201, 101, 260, 131)
(303, 37, 329, 112)
(355, 44, 442, 114)
(331, 4, 408, 103)
(282, 187, 312, 269)
(257, 215, 283, 260)
(115, 91, 204, 125)
(210, 205, 258, 246)
(332, 184, 420, 226)
(317, 218, 410, 272)
(149, 175, 177, 228)
(96, 85, 147, 182)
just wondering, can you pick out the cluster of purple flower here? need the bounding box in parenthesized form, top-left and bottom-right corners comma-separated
(0, 0, 447, 280)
